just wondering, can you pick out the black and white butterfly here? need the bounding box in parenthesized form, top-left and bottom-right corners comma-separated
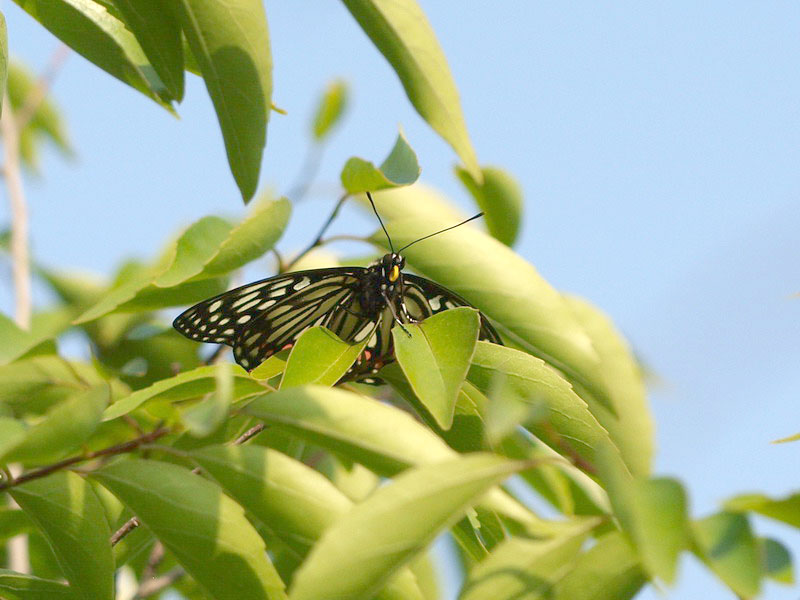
(173, 194, 502, 382)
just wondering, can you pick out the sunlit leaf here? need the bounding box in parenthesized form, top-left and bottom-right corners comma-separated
(2, 386, 108, 465)
(459, 520, 596, 600)
(92, 458, 288, 600)
(281, 327, 367, 388)
(0, 570, 79, 599)
(290, 454, 527, 600)
(341, 131, 420, 193)
(12, 0, 171, 106)
(176, 0, 273, 200)
(342, 0, 480, 180)
(112, 0, 184, 100)
(103, 363, 262, 421)
(692, 512, 761, 599)
(393, 308, 478, 429)
(312, 79, 348, 140)
(725, 492, 800, 529)
(10, 472, 114, 600)
(455, 166, 522, 246)
(554, 531, 646, 600)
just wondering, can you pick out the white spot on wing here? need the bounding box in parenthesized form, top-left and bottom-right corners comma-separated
(237, 315, 252, 324)
(209, 300, 222, 312)
(232, 292, 259, 308)
(258, 300, 276, 310)
(294, 277, 311, 290)
(429, 296, 442, 311)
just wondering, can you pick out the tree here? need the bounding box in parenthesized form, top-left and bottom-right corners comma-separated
(0, 2, 797, 599)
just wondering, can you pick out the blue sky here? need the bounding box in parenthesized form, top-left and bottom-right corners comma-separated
(2, 2, 799, 598)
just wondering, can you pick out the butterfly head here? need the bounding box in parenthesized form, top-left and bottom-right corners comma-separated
(381, 253, 405, 286)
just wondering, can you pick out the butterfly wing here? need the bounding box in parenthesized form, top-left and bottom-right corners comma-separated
(400, 273, 503, 344)
(173, 267, 368, 369)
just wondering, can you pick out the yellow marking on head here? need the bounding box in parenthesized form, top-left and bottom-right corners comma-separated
(389, 265, 400, 282)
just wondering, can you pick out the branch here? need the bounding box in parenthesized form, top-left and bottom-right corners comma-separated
(134, 566, 184, 599)
(283, 193, 349, 271)
(0, 427, 170, 491)
(1, 92, 30, 329)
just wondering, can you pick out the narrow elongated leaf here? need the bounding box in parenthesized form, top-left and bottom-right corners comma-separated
(154, 216, 233, 287)
(456, 166, 522, 246)
(176, 0, 272, 200)
(192, 445, 426, 600)
(112, 0, 184, 100)
(0, 313, 53, 366)
(103, 363, 262, 420)
(12, 0, 170, 105)
(10, 472, 114, 600)
(565, 296, 653, 476)
(372, 217, 611, 409)
(281, 327, 367, 388)
(341, 132, 420, 193)
(92, 458, 287, 600)
(242, 386, 541, 528)
(0, 570, 79, 599)
(342, 0, 479, 179)
(468, 342, 612, 467)
(725, 492, 800, 529)
(459, 520, 596, 600)
(692, 512, 761, 599)
(554, 531, 646, 600)
(290, 454, 526, 600)
(182, 362, 233, 437)
(312, 79, 348, 140)
(2, 387, 108, 465)
(393, 307, 479, 428)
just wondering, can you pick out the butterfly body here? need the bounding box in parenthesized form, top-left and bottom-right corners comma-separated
(173, 252, 501, 381)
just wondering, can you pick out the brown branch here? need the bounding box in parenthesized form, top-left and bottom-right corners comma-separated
(232, 423, 266, 445)
(110, 516, 140, 546)
(0, 427, 170, 492)
(134, 566, 184, 599)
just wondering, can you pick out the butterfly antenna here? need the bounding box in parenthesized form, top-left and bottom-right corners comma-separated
(367, 191, 394, 253)
(398, 212, 484, 253)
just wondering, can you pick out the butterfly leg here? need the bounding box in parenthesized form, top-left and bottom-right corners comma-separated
(382, 290, 412, 337)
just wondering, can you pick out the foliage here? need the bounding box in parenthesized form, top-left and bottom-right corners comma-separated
(0, 2, 797, 600)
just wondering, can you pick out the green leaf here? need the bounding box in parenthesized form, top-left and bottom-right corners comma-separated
(759, 537, 794, 585)
(342, 0, 480, 180)
(111, 0, 184, 100)
(312, 79, 348, 140)
(92, 458, 288, 600)
(153, 216, 233, 287)
(10, 472, 114, 600)
(341, 131, 420, 193)
(365, 185, 467, 224)
(0, 570, 79, 599)
(242, 386, 541, 529)
(455, 166, 523, 246)
(459, 520, 596, 600)
(2, 387, 108, 465)
(182, 362, 233, 437)
(692, 512, 762, 599)
(372, 217, 612, 410)
(198, 197, 291, 279)
(725, 492, 800, 529)
(554, 531, 646, 600)
(193, 446, 426, 600)
(0, 312, 52, 366)
(289, 454, 527, 600)
(176, 0, 273, 201)
(281, 327, 368, 388)
(772, 431, 800, 443)
(484, 374, 547, 446)
(468, 342, 613, 467)
(0, 11, 7, 116)
(103, 363, 263, 421)
(0, 508, 34, 540)
(564, 296, 654, 477)
(393, 307, 479, 429)
(12, 0, 171, 106)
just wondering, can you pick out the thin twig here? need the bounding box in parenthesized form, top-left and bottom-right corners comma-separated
(15, 44, 70, 132)
(0, 427, 171, 491)
(203, 345, 228, 365)
(134, 566, 184, 599)
(1, 92, 30, 329)
(109, 423, 268, 546)
(283, 193, 349, 272)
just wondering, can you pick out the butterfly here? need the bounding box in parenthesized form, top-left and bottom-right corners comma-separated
(173, 193, 502, 382)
